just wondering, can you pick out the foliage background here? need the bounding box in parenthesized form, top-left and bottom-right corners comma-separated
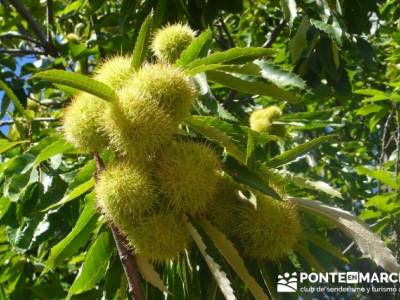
(0, 0, 399, 299)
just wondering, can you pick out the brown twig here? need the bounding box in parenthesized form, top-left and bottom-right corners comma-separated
(263, 19, 287, 48)
(218, 17, 235, 48)
(0, 33, 42, 45)
(110, 224, 144, 300)
(378, 110, 393, 192)
(0, 48, 46, 55)
(394, 108, 400, 177)
(8, 0, 58, 56)
(90, 15, 106, 58)
(46, 0, 55, 42)
(0, 117, 60, 127)
(394, 107, 400, 263)
(93, 153, 144, 300)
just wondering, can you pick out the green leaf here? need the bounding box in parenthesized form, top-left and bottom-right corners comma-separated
(245, 128, 255, 169)
(185, 47, 275, 71)
(187, 114, 280, 151)
(186, 116, 245, 162)
(43, 194, 99, 273)
(131, 13, 153, 70)
(136, 254, 169, 293)
(67, 231, 113, 299)
(0, 196, 11, 220)
(254, 60, 307, 90)
(0, 79, 31, 121)
(354, 89, 387, 96)
(186, 64, 226, 76)
(43, 178, 95, 211)
(279, 110, 334, 121)
(176, 29, 213, 67)
(289, 16, 310, 63)
(310, 19, 342, 46)
(304, 233, 349, 263)
(365, 193, 399, 212)
(266, 135, 338, 168)
(185, 219, 236, 300)
(280, 0, 297, 26)
(292, 197, 400, 273)
(69, 160, 96, 189)
(33, 139, 74, 167)
(153, 0, 167, 28)
(295, 243, 324, 272)
(31, 70, 117, 102)
(356, 104, 384, 116)
(224, 156, 282, 200)
(206, 71, 299, 102)
(198, 218, 270, 300)
(356, 166, 398, 190)
(274, 170, 343, 199)
(0, 139, 28, 154)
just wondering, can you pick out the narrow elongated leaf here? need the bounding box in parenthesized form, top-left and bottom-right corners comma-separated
(304, 233, 349, 263)
(33, 139, 74, 167)
(186, 116, 245, 162)
(224, 156, 282, 200)
(266, 135, 338, 167)
(43, 194, 99, 273)
(0, 79, 31, 121)
(186, 64, 226, 76)
(295, 243, 324, 272)
(292, 197, 400, 273)
(280, 0, 297, 25)
(254, 60, 307, 90)
(153, 0, 167, 28)
(310, 18, 342, 46)
(136, 254, 168, 293)
(43, 178, 95, 211)
(245, 128, 255, 169)
(185, 220, 236, 300)
(207, 71, 299, 102)
(274, 170, 343, 199)
(198, 218, 270, 300)
(176, 29, 212, 67)
(279, 109, 334, 121)
(31, 70, 117, 102)
(67, 231, 113, 299)
(0, 139, 28, 154)
(185, 47, 275, 70)
(131, 13, 153, 70)
(289, 16, 310, 63)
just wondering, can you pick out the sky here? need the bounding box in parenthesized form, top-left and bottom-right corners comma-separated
(1, 55, 36, 135)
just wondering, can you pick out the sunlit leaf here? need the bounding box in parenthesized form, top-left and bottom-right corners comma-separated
(43, 178, 95, 211)
(31, 70, 117, 102)
(136, 254, 169, 293)
(131, 13, 153, 70)
(67, 230, 113, 298)
(177, 29, 212, 67)
(292, 197, 400, 273)
(185, 47, 275, 70)
(185, 219, 236, 300)
(43, 194, 99, 273)
(0, 79, 31, 121)
(266, 135, 338, 168)
(198, 218, 270, 300)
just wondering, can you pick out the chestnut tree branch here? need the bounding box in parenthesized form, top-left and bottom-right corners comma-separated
(8, 0, 58, 56)
(0, 33, 42, 45)
(263, 19, 287, 48)
(93, 153, 144, 300)
(0, 48, 46, 55)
